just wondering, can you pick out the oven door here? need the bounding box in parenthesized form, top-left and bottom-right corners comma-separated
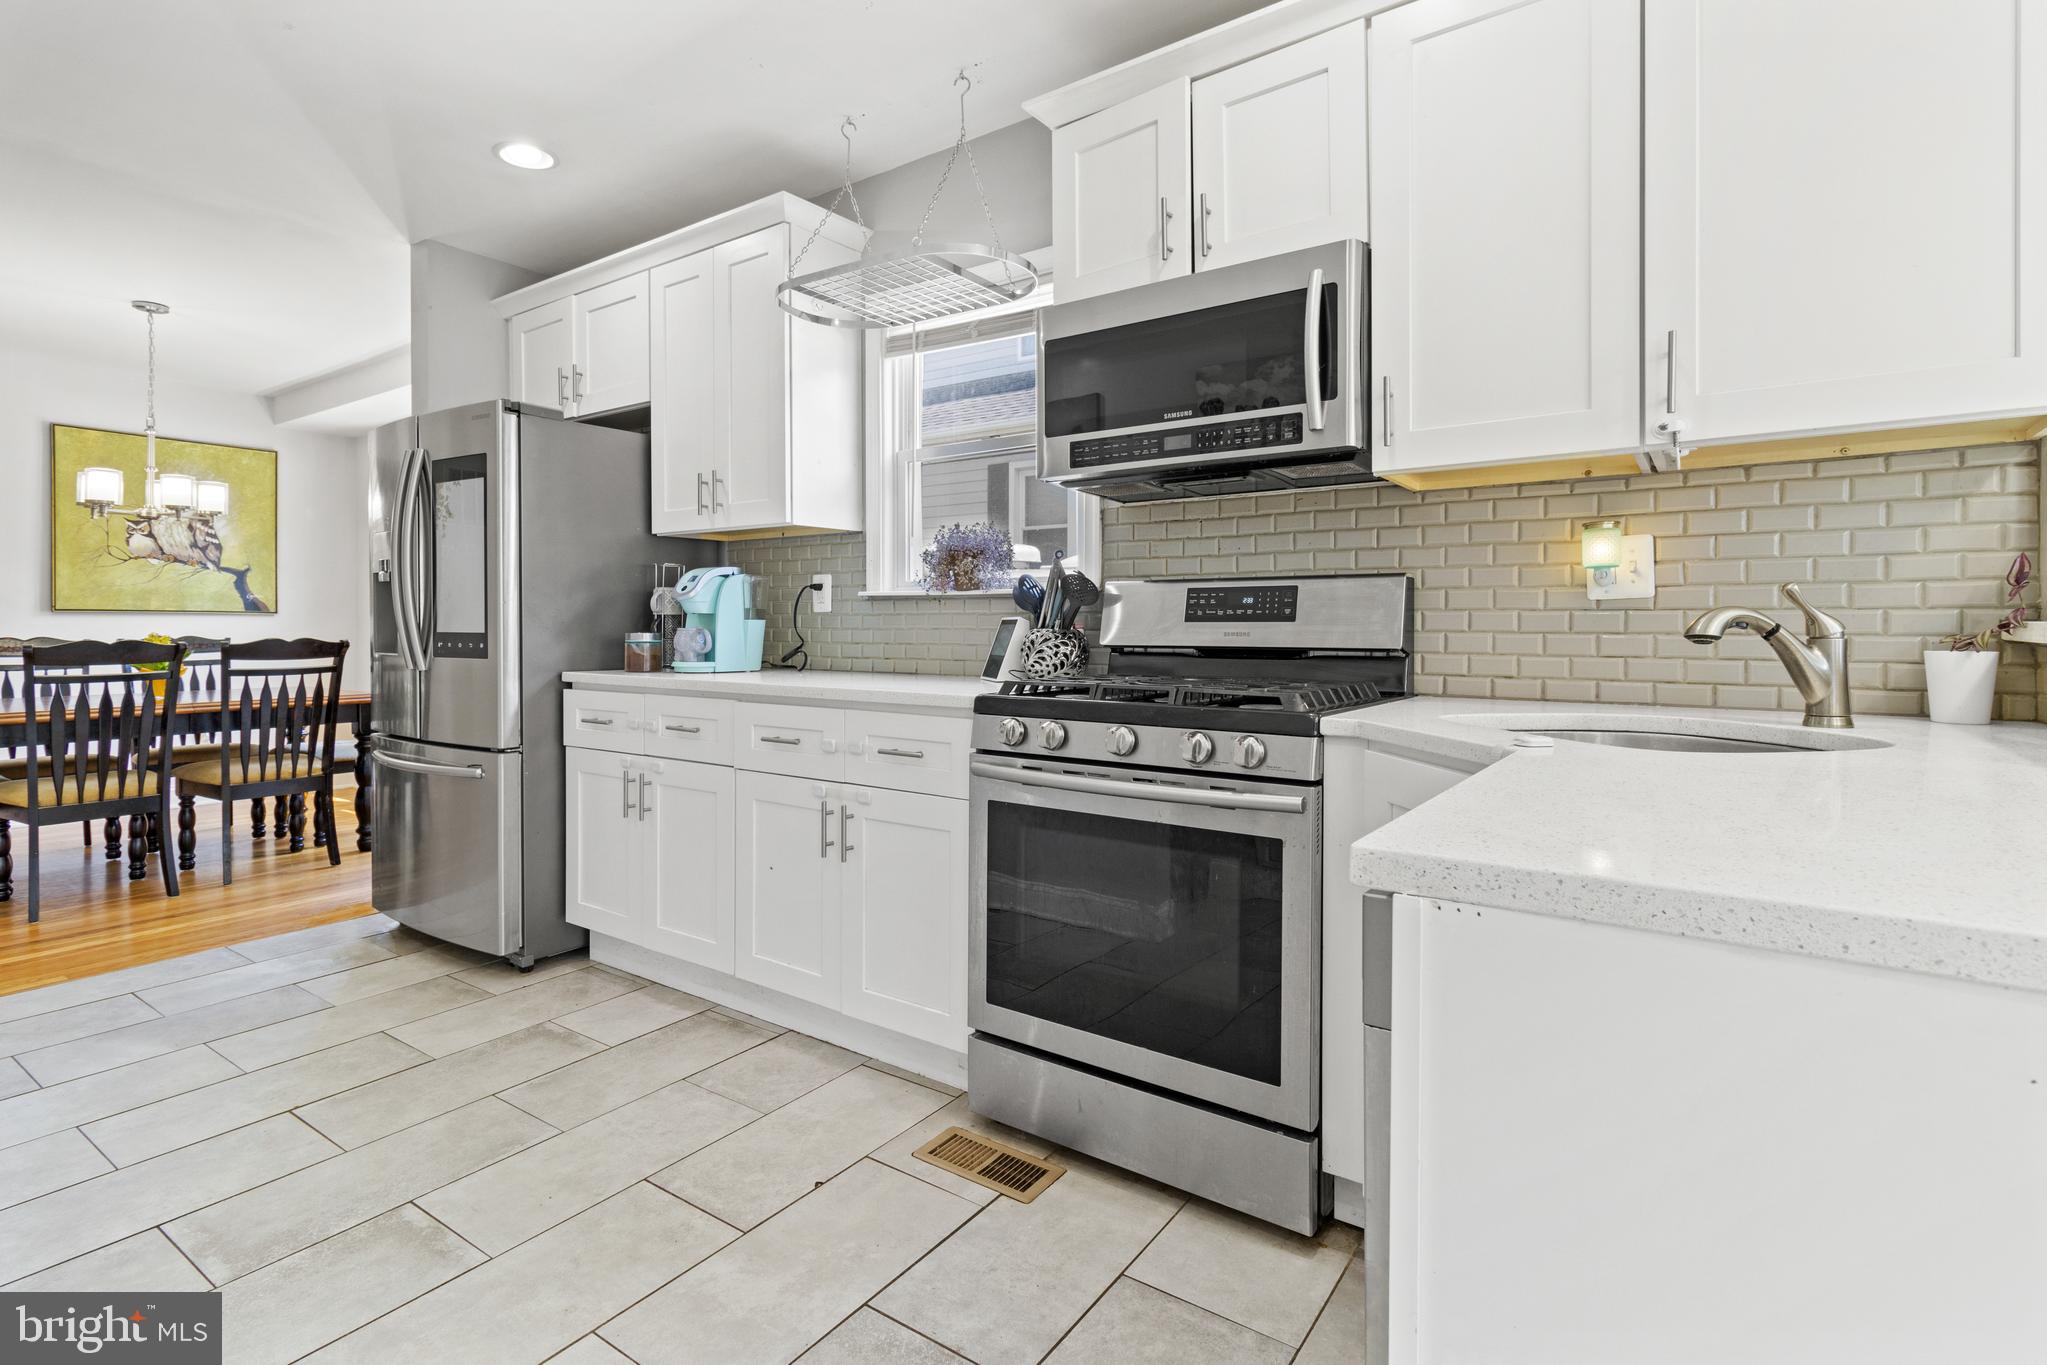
(969, 754, 1321, 1131)
(1038, 239, 1366, 490)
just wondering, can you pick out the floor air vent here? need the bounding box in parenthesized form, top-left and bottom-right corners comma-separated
(912, 1126, 1066, 1204)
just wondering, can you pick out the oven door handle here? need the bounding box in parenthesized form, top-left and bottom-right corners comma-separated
(971, 760, 1306, 814)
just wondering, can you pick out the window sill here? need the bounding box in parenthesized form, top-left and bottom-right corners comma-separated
(858, 588, 1022, 600)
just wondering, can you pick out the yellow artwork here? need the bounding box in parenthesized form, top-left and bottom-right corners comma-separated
(49, 423, 278, 613)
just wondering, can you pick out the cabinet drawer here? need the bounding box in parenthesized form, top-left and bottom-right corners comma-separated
(562, 690, 646, 754)
(644, 695, 736, 765)
(843, 711, 971, 799)
(734, 702, 845, 780)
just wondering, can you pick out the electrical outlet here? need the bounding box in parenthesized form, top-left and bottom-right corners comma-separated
(812, 574, 832, 613)
(1587, 535, 1656, 601)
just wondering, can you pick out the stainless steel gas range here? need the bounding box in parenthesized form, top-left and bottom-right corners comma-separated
(967, 573, 1413, 1234)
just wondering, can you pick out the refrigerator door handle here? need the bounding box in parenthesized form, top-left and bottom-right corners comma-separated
(371, 750, 487, 780)
(391, 446, 426, 671)
(409, 446, 437, 664)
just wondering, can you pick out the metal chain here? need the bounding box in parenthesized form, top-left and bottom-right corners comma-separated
(790, 116, 866, 278)
(911, 71, 1015, 285)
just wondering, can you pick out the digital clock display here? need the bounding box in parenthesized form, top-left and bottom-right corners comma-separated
(1184, 584, 1299, 622)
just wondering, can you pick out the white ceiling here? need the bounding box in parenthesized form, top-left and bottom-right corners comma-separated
(0, 0, 1269, 400)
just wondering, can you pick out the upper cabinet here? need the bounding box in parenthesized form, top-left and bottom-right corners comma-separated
(1052, 80, 1192, 301)
(508, 297, 573, 415)
(1369, 0, 1641, 474)
(1044, 20, 1370, 304)
(1644, 0, 2047, 455)
(498, 192, 864, 538)
(1191, 21, 1368, 270)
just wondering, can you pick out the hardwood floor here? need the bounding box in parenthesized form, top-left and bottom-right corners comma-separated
(0, 781, 372, 995)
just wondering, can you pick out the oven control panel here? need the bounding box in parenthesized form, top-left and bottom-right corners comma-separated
(1070, 414, 1304, 470)
(1184, 584, 1299, 623)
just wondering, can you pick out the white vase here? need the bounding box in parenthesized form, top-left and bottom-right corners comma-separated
(1923, 649, 1999, 725)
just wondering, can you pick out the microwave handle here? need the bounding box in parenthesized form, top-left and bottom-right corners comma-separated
(1303, 267, 1326, 432)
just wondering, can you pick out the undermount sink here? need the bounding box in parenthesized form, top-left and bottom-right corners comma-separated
(1515, 729, 1814, 754)
(1442, 712, 1893, 755)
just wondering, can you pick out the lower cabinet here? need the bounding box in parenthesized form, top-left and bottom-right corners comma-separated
(564, 748, 735, 974)
(734, 770, 970, 1050)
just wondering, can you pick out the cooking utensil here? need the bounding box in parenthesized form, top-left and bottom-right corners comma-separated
(1012, 575, 1045, 623)
(1038, 549, 1067, 629)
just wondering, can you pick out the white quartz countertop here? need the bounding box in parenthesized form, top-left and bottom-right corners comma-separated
(1335, 696, 2047, 992)
(561, 668, 995, 713)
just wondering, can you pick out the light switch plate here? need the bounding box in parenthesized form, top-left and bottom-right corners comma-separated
(1587, 535, 1655, 601)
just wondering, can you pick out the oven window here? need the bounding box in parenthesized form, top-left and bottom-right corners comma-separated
(1042, 285, 1334, 437)
(983, 800, 1285, 1085)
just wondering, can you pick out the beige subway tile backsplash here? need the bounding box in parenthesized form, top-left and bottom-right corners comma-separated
(725, 442, 2041, 721)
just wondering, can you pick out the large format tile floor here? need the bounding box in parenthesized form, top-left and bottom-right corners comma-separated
(0, 914, 1365, 1364)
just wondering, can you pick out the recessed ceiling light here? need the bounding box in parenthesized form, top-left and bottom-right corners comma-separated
(494, 141, 555, 170)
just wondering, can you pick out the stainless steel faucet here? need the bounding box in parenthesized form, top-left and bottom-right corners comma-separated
(1683, 584, 1853, 728)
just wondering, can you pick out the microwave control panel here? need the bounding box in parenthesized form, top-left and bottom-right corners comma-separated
(1070, 413, 1304, 469)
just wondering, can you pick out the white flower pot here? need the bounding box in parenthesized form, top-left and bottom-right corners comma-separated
(1923, 649, 1999, 725)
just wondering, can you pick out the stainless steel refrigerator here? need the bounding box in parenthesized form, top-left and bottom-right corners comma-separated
(367, 400, 704, 965)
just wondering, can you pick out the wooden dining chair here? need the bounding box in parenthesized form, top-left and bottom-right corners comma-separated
(174, 639, 349, 884)
(0, 638, 187, 921)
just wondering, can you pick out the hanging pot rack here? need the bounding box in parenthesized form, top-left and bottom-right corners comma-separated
(778, 71, 1040, 330)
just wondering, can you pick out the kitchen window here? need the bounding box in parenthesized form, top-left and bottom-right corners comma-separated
(865, 285, 1100, 596)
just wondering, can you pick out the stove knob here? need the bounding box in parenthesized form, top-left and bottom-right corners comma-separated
(1180, 731, 1215, 765)
(1234, 735, 1268, 770)
(1105, 725, 1138, 757)
(997, 717, 1027, 747)
(1038, 720, 1069, 751)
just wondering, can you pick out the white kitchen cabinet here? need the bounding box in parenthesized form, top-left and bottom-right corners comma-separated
(838, 785, 969, 1050)
(570, 271, 650, 416)
(643, 758, 736, 972)
(508, 297, 573, 415)
(1321, 739, 1476, 1192)
(565, 747, 735, 970)
(734, 769, 842, 1008)
(1644, 0, 2047, 453)
(648, 249, 716, 534)
(1190, 19, 1368, 270)
(1389, 893, 2047, 1363)
(1369, 0, 1641, 473)
(648, 225, 864, 536)
(564, 747, 642, 942)
(1052, 79, 1192, 303)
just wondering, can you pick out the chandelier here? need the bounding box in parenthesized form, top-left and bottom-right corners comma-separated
(74, 301, 230, 522)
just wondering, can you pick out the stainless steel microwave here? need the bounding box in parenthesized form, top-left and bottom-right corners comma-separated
(1037, 240, 1372, 502)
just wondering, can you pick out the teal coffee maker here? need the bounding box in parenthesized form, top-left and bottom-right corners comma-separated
(670, 567, 765, 672)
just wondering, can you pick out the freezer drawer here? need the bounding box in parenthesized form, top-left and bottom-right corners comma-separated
(371, 737, 523, 957)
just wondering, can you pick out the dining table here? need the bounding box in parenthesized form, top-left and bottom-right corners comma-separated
(0, 686, 377, 853)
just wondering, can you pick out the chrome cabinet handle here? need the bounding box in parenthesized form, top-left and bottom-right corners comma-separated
(839, 804, 854, 862)
(572, 365, 585, 402)
(759, 734, 802, 746)
(1198, 192, 1212, 257)
(664, 722, 702, 734)
(711, 470, 725, 511)
(695, 472, 708, 516)
(582, 716, 614, 727)
(1302, 267, 1326, 432)
(556, 367, 569, 408)
(819, 800, 834, 857)
(1382, 376, 1393, 449)
(621, 766, 635, 818)
(638, 771, 651, 821)
(874, 747, 925, 760)
(1159, 197, 1174, 261)
(1664, 327, 1677, 415)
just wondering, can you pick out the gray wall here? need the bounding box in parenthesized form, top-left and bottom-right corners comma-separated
(410, 240, 543, 414)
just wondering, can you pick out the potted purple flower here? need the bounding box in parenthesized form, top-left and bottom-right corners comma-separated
(917, 522, 1014, 594)
(1924, 551, 2031, 724)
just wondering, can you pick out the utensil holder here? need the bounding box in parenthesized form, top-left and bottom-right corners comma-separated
(1020, 627, 1088, 681)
